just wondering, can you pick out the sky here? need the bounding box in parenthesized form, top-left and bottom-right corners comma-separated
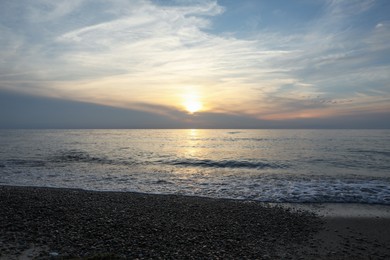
(0, 0, 389, 128)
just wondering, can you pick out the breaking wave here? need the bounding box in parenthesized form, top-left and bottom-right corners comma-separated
(48, 150, 288, 170)
(51, 150, 115, 164)
(3, 159, 46, 167)
(50, 150, 137, 166)
(159, 158, 288, 169)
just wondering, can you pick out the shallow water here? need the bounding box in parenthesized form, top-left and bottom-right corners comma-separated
(0, 129, 389, 204)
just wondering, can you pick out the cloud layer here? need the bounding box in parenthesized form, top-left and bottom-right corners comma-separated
(0, 0, 389, 123)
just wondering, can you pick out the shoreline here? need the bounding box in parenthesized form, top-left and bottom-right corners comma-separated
(3, 183, 390, 213)
(1, 185, 390, 259)
(278, 202, 390, 218)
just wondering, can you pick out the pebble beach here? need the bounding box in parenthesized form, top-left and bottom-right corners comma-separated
(1, 186, 390, 259)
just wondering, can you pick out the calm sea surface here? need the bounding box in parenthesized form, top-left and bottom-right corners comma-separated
(0, 129, 389, 204)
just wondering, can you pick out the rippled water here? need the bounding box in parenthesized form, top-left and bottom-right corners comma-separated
(0, 129, 389, 204)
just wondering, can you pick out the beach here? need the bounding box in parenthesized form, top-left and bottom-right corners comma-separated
(1, 186, 389, 259)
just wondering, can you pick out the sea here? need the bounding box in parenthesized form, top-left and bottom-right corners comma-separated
(0, 129, 389, 205)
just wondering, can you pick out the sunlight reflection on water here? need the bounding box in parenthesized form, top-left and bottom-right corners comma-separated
(0, 129, 389, 204)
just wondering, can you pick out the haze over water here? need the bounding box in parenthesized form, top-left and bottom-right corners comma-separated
(1, 129, 389, 205)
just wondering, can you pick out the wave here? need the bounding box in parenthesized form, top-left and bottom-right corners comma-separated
(225, 138, 267, 142)
(51, 150, 112, 164)
(148, 175, 390, 205)
(50, 150, 137, 166)
(3, 159, 46, 167)
(308, 157, 389, 170)
(48, 150, 288, 170)
(246, 177, 390, 205)
(350, 149, 390, 157)
(227, 131, 242, 134)
(160, 158, 288, 169)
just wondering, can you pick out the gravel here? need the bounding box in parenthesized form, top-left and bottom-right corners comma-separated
(0, 185, 322, 259)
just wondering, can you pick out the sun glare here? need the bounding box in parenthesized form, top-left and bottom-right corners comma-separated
(183, 94, 202, 114)
(184, 100, 202, 113)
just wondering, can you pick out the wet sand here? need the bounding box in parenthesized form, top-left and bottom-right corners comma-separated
(289, 203, 390, 259)
(310, 217, 390, 258)
(1, 185, 389, 259)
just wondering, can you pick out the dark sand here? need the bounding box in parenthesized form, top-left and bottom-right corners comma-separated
(0, 186, 389, 259)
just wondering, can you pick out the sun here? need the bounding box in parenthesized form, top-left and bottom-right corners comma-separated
(183, 94, 202, 114)
(184, 100, 202, 113)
